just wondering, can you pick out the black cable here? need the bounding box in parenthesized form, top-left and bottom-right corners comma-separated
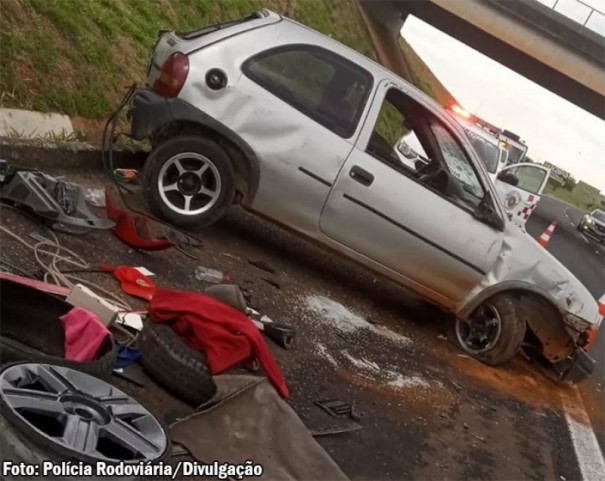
(0, 202, 42, 223)
(0, 258, 37, 278)
(102, 85, 205, 254)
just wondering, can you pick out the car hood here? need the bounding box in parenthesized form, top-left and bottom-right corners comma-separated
(460, 224, 601, 329)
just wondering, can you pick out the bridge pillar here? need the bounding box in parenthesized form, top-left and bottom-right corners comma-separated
(357, 0, 413, 82)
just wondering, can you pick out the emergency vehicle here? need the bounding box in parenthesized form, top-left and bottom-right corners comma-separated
(446, 104, 550, 227)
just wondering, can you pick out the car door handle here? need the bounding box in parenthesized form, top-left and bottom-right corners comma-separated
(350, 166, 374, 187)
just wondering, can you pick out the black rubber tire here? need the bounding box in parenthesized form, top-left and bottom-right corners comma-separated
(577, 221, 583, 231)
(0, 337, 115, 380)
(448, 295, 526, 366)
(0, 278, 116, 379)
(143, 136, 235, 228)
(137, 321, 217, 406)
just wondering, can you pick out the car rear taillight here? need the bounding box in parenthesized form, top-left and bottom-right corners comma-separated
(153, 52, 189, 98)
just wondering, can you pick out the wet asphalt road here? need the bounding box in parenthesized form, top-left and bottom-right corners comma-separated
(526, 195, 605, 452)
(0, 170, 601, 480)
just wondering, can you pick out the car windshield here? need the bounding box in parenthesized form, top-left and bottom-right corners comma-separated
(465, 131, 499, 174)
(506, 145, 525, 164)
(592, 210, 605, 222)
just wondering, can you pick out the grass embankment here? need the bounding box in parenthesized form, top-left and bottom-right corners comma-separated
(0, 0, 454, 125)
(544, 185, 602, 212)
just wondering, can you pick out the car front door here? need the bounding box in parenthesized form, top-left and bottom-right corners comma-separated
(319, 81, 504, 304)
(496, 163, 550, 226)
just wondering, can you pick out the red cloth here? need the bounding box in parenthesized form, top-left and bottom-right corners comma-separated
(149, 289, 289, 399)
(60, 307, 111, 362)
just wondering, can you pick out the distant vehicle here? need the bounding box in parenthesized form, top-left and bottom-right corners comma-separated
(447, 108, 550, 227)
(578, 209, 605, 244)
(499, 129, 528, 165)
(127, 9, 600, 382)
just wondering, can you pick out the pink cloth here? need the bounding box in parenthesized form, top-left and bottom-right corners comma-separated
(59, 307, 111, 362)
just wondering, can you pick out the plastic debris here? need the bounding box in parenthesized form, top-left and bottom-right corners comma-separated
(114, 168, 138, 183)
(195, 266, 231, 284)
(85, 187, 106, 207)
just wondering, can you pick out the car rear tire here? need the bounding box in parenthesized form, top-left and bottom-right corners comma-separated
(448, 294, 526, 365)
(143, 136, 235, 229)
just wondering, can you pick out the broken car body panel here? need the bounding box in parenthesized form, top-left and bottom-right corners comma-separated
(458, 229, 601, 330)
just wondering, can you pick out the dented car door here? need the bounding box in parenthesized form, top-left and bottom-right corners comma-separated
(320, 81, 503, 303)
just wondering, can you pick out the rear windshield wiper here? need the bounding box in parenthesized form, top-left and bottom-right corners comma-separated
(176, 12, 262, 40)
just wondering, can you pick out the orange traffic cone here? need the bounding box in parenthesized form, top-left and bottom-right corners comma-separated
(586, 294, 605, 350)
(537, 220, 557, 248)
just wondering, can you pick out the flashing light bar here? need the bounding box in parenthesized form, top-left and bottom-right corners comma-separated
(451, 104, 472, 119)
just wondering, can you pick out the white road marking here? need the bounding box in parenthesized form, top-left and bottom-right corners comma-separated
(561, 389, 605, 481)
(564, 208, 571, 219)
(581, 235, 590, 244)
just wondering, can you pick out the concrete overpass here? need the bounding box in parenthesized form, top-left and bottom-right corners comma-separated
(357, 0, 605, 120)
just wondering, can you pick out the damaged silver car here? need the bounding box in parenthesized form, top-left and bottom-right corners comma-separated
(127, 10, 601, 382)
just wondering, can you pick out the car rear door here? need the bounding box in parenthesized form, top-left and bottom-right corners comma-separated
(496, 163, 550, 226)
(319, 81, 503, 304)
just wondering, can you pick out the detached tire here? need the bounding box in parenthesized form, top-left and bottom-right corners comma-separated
(448, 294, 526, 365)
(143, 136, 235, 229)
(0, 337, 115, 380)
(0, 278, 115, 380)
(137, 321, 217, 406)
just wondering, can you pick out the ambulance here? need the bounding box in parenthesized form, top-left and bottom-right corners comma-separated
(447, 105, 551, 227)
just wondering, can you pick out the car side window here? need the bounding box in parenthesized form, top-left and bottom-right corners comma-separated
(365, 88, 485, 211)
(242, 45, 373, 138)
(506, 165, 547, 194)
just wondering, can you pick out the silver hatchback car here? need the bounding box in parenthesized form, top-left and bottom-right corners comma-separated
(127, 10, 601, 382)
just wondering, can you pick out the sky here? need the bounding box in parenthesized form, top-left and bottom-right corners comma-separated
(400, 3, 605, 193)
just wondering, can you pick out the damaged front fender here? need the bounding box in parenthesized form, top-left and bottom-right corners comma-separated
(457, 227, 601, 341)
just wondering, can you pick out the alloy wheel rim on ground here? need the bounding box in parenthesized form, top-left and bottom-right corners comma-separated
(0, 363, 168, 463)
(455, 303, 503, 353)
(157, 152, 222, 216)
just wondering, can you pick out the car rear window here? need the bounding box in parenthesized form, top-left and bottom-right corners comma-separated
(242, 45, 373, 138)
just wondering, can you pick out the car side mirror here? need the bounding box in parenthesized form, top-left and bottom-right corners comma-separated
(473, 192, 505, 231)
(497, 171, 519, 186)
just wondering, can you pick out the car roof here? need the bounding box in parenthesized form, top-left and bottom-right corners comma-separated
(459, 121, 501, 146)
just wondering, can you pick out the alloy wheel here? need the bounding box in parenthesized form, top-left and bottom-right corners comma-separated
(0, 363, 168, 463)
(157, 152, 222, 216)
(455, 303, 503, 353)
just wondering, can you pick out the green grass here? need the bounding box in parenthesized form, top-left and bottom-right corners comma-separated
(0, 0, 454, 121)
(4, 126, 82, 142)
(544, 184, 604, 211)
